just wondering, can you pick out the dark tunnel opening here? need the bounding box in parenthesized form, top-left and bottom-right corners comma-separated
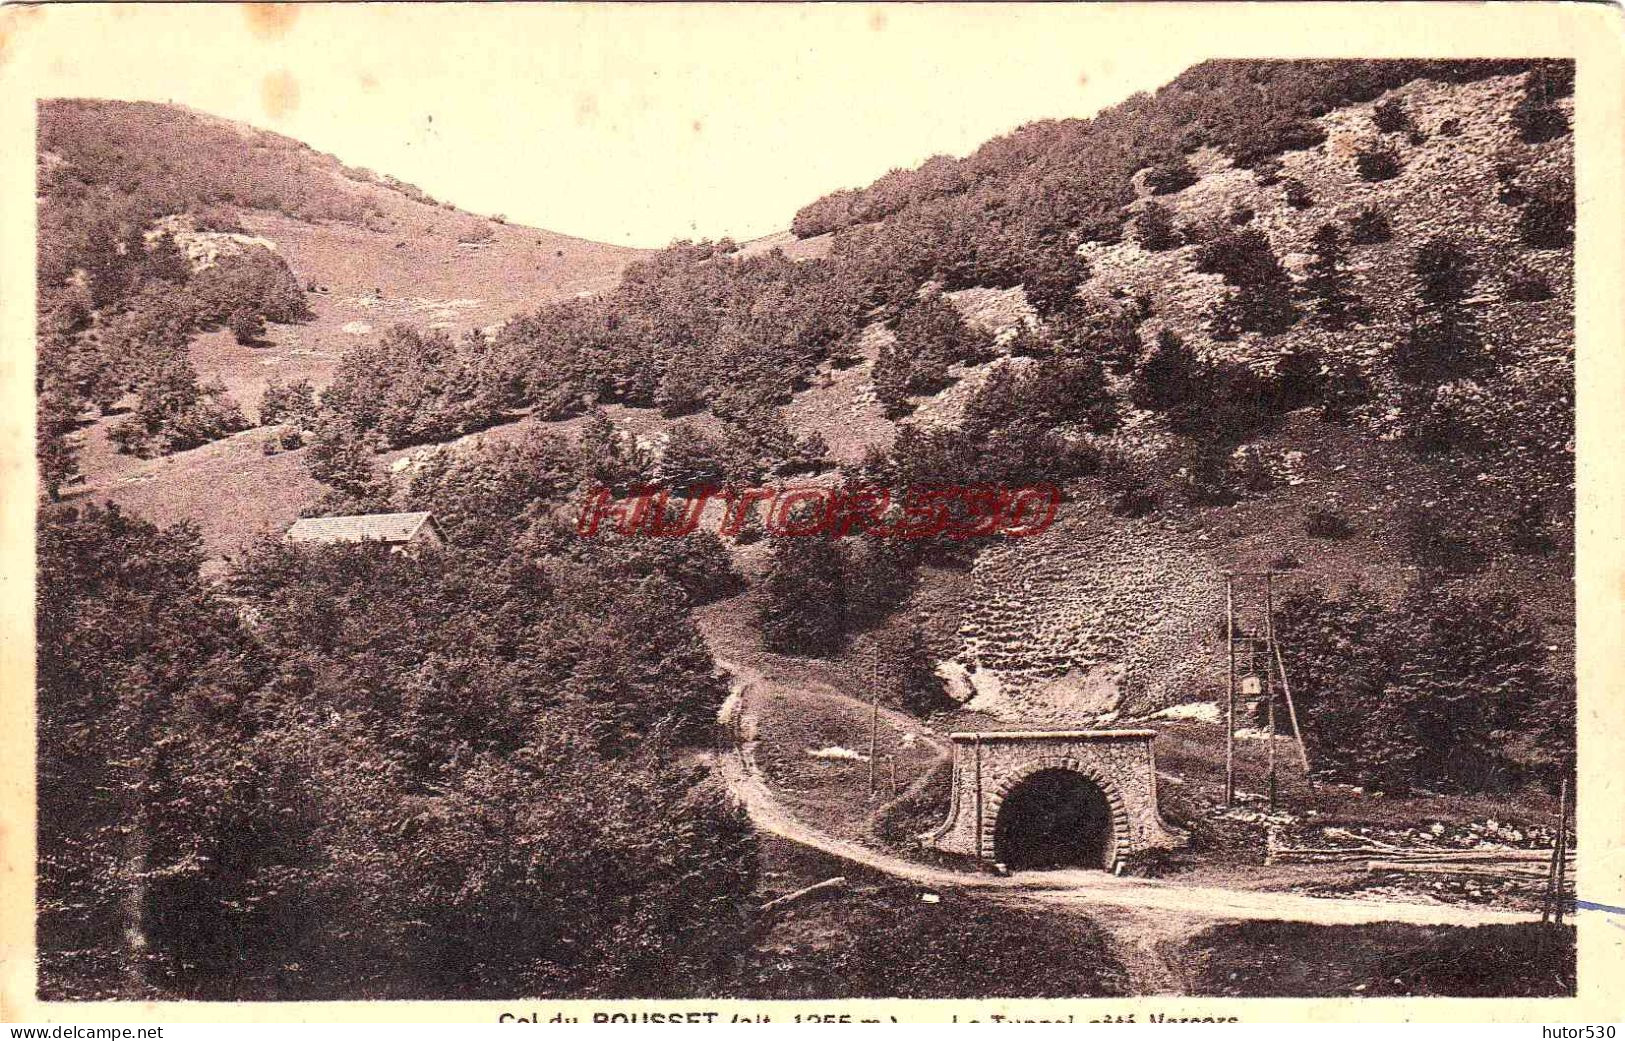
(992, 769, 1115, 871)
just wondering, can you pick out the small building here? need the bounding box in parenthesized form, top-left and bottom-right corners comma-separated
(286, 511, 446, 553)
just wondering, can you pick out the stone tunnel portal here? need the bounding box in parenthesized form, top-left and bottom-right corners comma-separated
(926, 730, 1186, 872)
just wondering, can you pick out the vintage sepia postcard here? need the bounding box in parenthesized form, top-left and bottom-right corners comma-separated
(1, 1, 1622, 1026)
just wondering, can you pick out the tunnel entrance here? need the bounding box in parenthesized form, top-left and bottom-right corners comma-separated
(992, 768, 1116, 870)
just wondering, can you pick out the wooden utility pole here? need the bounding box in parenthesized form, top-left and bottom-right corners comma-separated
(1544, 775, 1572, 925)
(1264, 573, 1278, 809)
(868, 656, 880, 798)
(1224, 572, 1236, 808)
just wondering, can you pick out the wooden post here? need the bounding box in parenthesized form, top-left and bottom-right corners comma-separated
(1265, 573, 1278, 809)
(1271, 631, 1313, 778)
(1225, 573, 1236, 808)
(1554, 776, 1572, 925)
(868, 667, 879, 798)
(1542, 774, 1571, 925)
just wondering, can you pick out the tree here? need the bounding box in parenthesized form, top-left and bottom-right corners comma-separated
(1275, 584, 1565, 794)
(109, 352, 249, 457)
(1519, 182, 1574, 250)
(38, 390, 81, 501)
(1195, 229, 1299, 335)
(305, 416, 386, 502)
(37, 504, 263, 997)
(895, 293, 989, 370)
(870, 340, 920, 417)
(144, 231, 193, 284)
(877, 623, 953, 716)
(1512, 62, 1572, 144)
(1399, 237, 1482, 383)
(758, 536, 847, 653)
(1347, 206, 1392, 245)
(1133, 330, 1203, 410)
(1302, 224, 1362, 329)
(228, 307, 265, 345)
(1274, 346, 1325, 412)
(1144, 157, 1198, 195)
(258, 377, 317, 428)
(189, 245, 310, 326)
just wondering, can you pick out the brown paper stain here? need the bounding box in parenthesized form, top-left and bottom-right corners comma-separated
(867, 9, 887, 33)
(691, 119, 703, 135)
(1078, 71, 1090, 88)
(261, 69, 301, 122)
(359, 71, 379, 92)
(575, 93, 598, 125)
(0, 4, 44, 70)
(244, 3, 300, 41)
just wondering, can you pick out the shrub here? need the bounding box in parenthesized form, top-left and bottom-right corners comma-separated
(1144, 158, 1198, 195)
(1303, 507, 1355, 539)
(189, 245, 311, 325)
(1194, 229, 1299, 335)
(228, 307, 265, 345)
(1354, 144, 1403, 182)
(1283, 178, 1314, 209)
(1506, 268, 1553, 302)
(1372, 98, 1412, 134)
(1347, 206, 1392, 245)
(1133, 202, 1181, 252)
(258, 377, 317, 427)
(1519, 186, 1574, 250)
(1513, 63, 1572, 144)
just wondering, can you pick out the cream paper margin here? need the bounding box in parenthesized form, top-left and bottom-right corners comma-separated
(0, 1, 1620, 1025)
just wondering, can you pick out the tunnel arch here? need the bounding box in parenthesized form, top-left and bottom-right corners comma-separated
(985, 758, 1132, 871)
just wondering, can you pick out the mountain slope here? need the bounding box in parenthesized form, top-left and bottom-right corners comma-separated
(769, 65, 1573, 720)
(40, 100, 645, 547)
